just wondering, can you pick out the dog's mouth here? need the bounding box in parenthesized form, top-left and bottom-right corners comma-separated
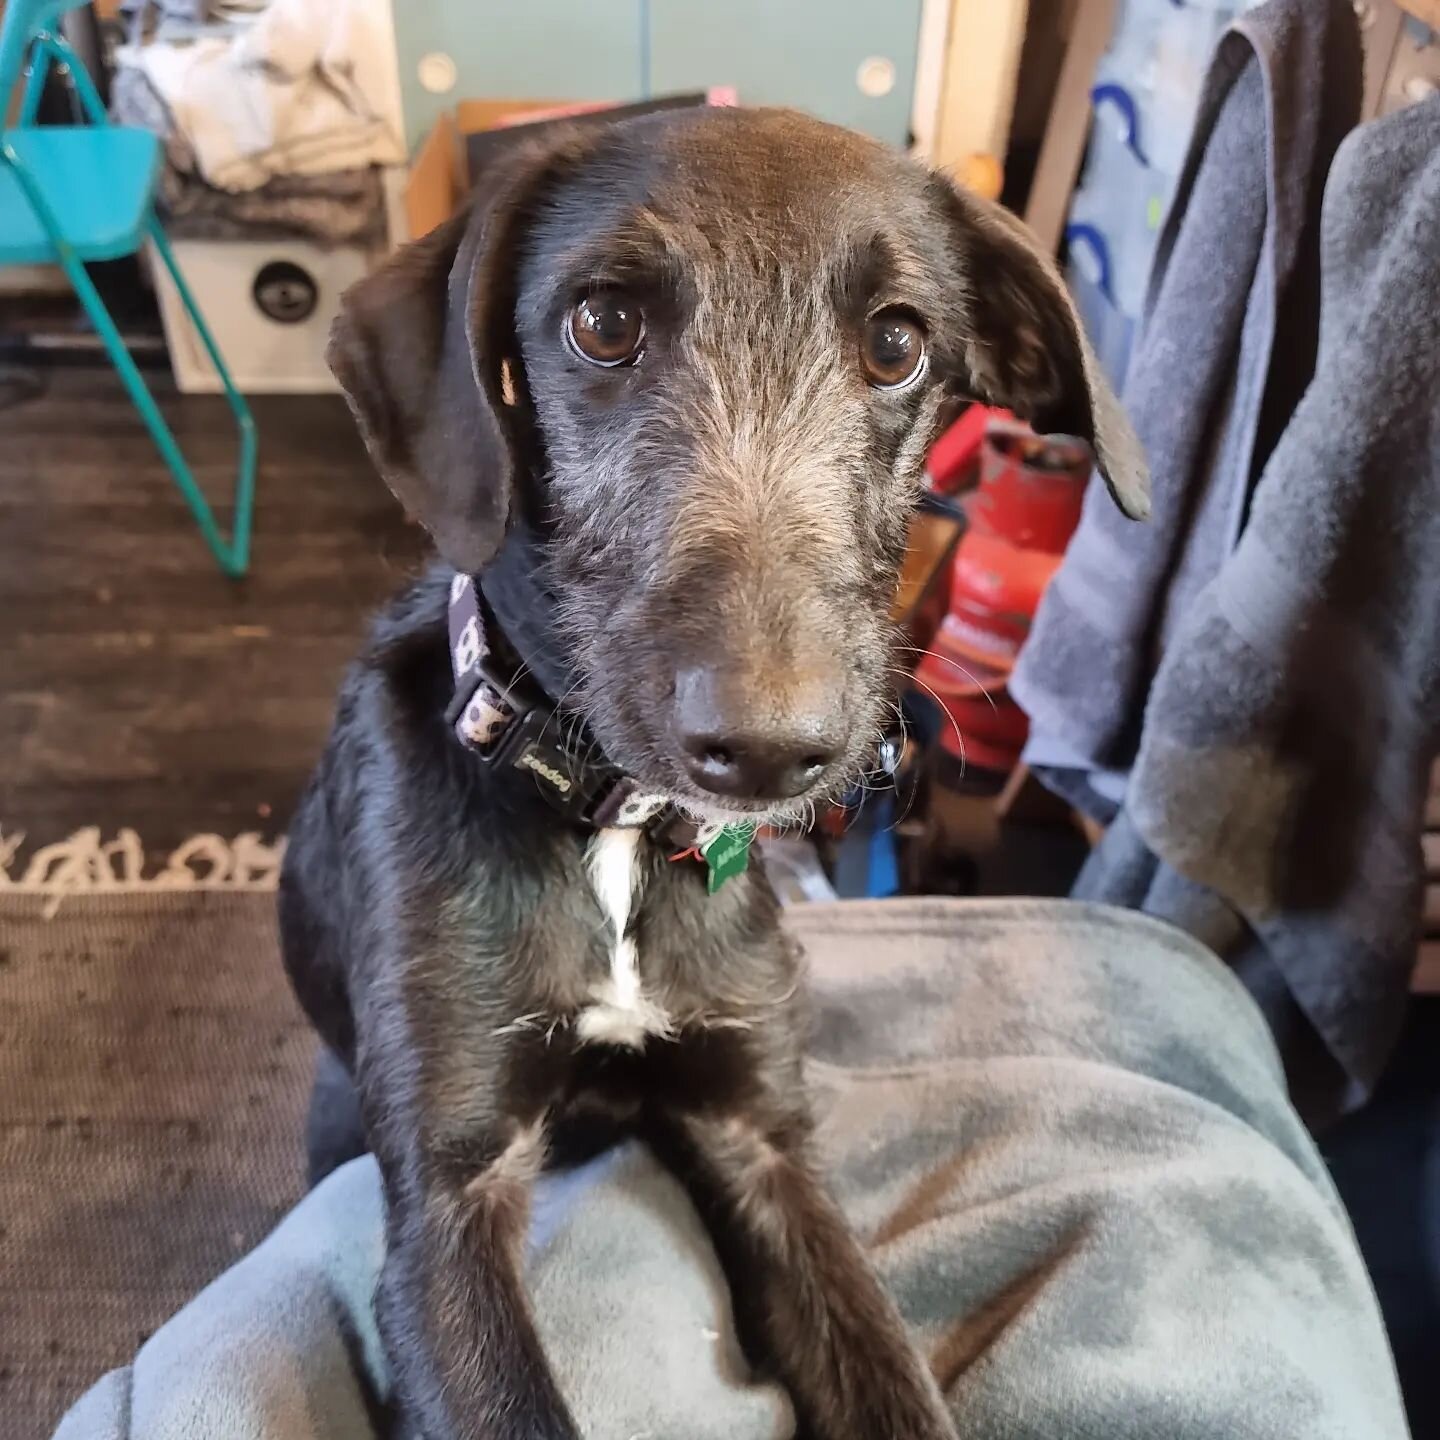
(667, 789, 817, 830)
(569, 650, 896, 831)
(606, 729, 888, 833)
(660, 744, 895, 831)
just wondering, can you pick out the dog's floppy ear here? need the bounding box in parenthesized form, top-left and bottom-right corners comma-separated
(932, 179, 1150, 519)
(327, 140, 580, 571)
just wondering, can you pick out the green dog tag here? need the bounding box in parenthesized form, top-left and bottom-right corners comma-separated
(702, 823, 756, 894)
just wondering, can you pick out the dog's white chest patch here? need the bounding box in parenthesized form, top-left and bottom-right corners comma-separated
(576, 827, 673, 1049)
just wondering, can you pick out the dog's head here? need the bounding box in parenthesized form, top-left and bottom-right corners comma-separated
(331, 108, 1146, 824)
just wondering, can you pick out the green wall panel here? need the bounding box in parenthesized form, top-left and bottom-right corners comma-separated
(648, 0, 922, 147)
(393, 2, 645, 152)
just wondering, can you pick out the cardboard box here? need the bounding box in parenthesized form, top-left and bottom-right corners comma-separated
(405, 90, 736, 241)
(405, 99, 564, 242)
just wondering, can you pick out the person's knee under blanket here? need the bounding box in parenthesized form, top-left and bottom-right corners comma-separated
(53, 901, 1409, 1440)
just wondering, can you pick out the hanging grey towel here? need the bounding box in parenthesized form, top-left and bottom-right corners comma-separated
(1011, 0, 1362, 815)
(1071, 92, 1440, 1123)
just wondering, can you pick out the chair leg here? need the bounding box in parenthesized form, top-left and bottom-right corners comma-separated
(19, 40, 52, 124)
(3, 114, 255, 576)
(48, 226, 257, 578)
(145, 217, 257, 575)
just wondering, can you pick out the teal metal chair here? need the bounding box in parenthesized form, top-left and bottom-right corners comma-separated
(0, 0, 255, 576)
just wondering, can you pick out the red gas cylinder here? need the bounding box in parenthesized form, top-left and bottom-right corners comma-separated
(968, 419, 1092, 554)
(924, 404, 1010, 496)
(913, 412, 1092, 775)
(915, 531, 1060, 772)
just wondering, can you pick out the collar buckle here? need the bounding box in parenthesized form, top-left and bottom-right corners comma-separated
(495, 706, 601, 813)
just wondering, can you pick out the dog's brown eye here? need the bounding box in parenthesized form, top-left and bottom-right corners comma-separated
(862, 309, 927, 389)
(567, 291, 644, 367)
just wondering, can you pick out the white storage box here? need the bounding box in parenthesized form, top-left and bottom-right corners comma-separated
(150, 237, 381, 395)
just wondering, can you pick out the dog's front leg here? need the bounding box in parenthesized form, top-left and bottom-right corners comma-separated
(655, 1111, 957, 1440)
(377, 1119, 580, 1440)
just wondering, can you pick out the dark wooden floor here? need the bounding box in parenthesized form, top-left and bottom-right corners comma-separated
(0, 365, 426, 868)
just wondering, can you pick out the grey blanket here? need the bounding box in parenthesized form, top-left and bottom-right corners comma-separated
(54, 900, 1408, 1440)
(1014, 3, 1439, 1121)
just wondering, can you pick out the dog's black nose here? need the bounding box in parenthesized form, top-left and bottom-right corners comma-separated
(673, 668, 843, 801)
(681, 732, 837, 800)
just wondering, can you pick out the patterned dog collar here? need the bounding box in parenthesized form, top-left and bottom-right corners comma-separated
(444, 573, 672, 833)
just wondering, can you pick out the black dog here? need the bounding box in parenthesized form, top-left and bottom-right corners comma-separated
(280, 106, 1146, 1440)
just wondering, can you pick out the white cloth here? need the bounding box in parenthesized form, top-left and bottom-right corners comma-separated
(129, 0, 404, 192)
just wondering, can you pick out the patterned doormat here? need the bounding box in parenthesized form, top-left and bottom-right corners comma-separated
(0, 839, 312, 1440)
